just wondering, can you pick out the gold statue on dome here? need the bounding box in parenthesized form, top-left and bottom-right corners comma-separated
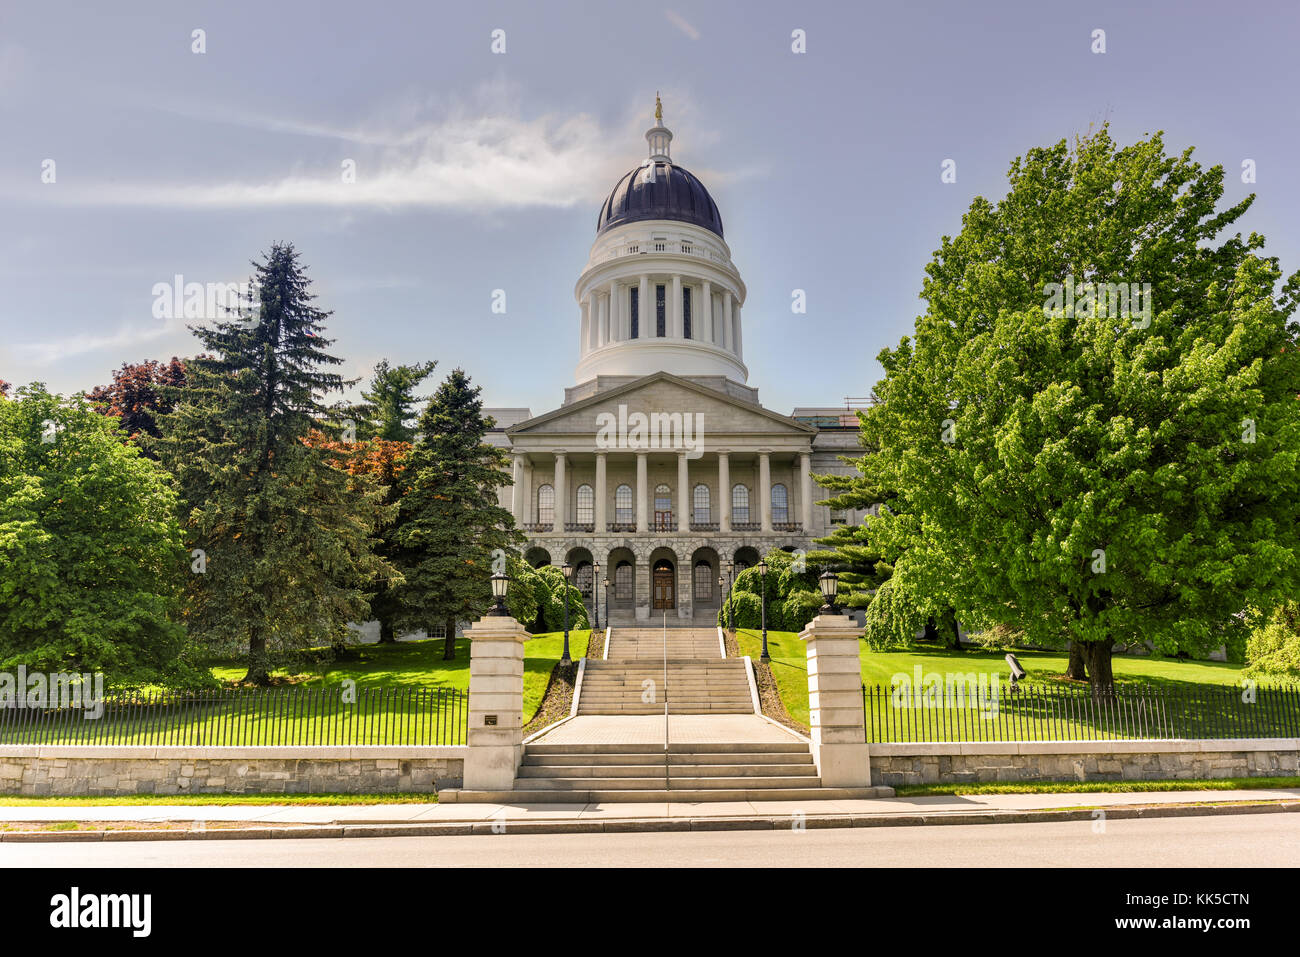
(655, 92, 663, 125)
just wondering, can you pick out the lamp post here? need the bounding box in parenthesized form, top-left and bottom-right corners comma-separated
(724, 560, 735, 632)
(818, 569, 840, 615)
(592, 561, 601, 630)
(489, 572, 510, 616)
(560, 561, 574, 665)
(602, 576, 610, 632)
(758, 558, 770, 663)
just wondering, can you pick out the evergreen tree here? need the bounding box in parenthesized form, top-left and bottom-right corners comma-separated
(395, 369, 521, 659)
(153, 243, 393, 683)
(347, 359, 437, 442)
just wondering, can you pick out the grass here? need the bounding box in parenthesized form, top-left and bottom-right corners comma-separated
(0, 793, 438, 806)
(894, 776, 1300, 797)
(1, 632, 590, 747)
(732, 629, 1261, 740)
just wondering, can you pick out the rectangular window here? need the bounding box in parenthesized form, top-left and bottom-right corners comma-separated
(682, 287, 692, 339)
(629, 287, 639, 339)
(656, 284, 666, 337)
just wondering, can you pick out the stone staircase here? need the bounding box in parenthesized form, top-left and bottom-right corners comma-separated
(499, 741, 886, 802)
(437, 623, 893, 803)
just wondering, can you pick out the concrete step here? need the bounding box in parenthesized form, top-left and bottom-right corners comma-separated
(516, 774, 827, 790)
(440, 787, 895, 803)
(526, 741, 807, 755)
(520, 752, 815, 767)
(517, 764, 818, 779)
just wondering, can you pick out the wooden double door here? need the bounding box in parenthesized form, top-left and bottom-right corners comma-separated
(652, 562, 675, 610)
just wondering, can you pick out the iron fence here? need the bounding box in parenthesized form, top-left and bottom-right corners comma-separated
(863, 682, 1300, 743)
(0, 686, 468, 746)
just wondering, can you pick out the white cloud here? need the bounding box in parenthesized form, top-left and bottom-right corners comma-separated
(665, 10, 701, 41)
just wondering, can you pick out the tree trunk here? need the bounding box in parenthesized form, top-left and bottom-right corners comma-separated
(922, 617, 938, 643)
(1081, 638, 1115, 694)
(243, 631, 270, 685)
(378, 618, 397, 644)
(944, 609, 961, 649)
(1067, 640, 1088, 681)
(442, 617, 457, 660)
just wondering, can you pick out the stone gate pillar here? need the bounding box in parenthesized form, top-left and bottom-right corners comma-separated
(800, 612, 871, 787)
(463, 614, 530, 790)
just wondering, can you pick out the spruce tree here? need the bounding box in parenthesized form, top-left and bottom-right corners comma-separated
(396, 369, 521, 659)
(154, 243, 393, 683)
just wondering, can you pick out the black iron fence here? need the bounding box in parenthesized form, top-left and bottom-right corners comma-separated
(0, 686, 468, 747)
(864, 682, 1300, 743)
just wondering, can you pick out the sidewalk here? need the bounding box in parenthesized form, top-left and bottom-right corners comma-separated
(2, 787, 1298, 840)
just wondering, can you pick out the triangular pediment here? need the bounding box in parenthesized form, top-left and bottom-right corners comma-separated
(506, 372, 814, 441)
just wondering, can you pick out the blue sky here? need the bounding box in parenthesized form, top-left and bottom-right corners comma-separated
(2, 0, 1297, 414)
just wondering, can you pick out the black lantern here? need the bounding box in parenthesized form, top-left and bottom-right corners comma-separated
(724, 560, 735, 632)
(592, 561, 601, 630)
(758, 558, 770, 663)
(489, 572, 510, 616)
(818, 570, 840, 614)
(560, 562, 574, 665)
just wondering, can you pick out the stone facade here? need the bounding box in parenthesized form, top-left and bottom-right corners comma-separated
(868, 739, 1300, 787)
(0, 747, 465, 796)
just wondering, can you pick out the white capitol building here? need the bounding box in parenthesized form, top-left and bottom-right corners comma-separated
(485, 101, 867, 623)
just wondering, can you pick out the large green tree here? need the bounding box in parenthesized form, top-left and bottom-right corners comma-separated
(347, 358, 437, 443)
(858, 127, 1300, 689)
(395, 369, 521, 658)
(153, 243, 393, 683)
(0, 384, 197, 686)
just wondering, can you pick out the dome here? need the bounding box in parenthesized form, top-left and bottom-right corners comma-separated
(596, 161, 724, 239)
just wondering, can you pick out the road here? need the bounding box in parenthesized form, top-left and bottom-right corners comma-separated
(4, 813, 1299, 867)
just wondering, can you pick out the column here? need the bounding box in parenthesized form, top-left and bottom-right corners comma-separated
(701, 280, 713, 343)
(722, 291, 733, 351)
(594, 451, 607, 533)
(635, 451, 648, 533)
(759, 451, 772, 532)
(607, 280, 618, 340)
(677, 452, 689, 532)
(718, 451, 730, 531)
(734, 305, 743, 359)
(639, 275, 649, 337)
(511, 453, 526, 524)
(522, 462, 533, 524)
(596, 292, 608, 345)
(463, 613, 529, 790)
(800, 451, 813, 531)
(671, 274, 683, 338)
(580, 300, 591, 354)
(801, 613, 872, 787)
(554, 451, 567, 530)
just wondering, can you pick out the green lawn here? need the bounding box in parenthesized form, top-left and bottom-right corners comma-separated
(732, 629, 1266, 741)
(2, 631, 590, 747)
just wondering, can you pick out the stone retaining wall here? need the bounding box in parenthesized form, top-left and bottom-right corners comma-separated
(0, 747, 465, 796)
(868, 738, 1300, 786)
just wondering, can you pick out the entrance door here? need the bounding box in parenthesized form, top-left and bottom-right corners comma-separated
(652, 563, 675, 609)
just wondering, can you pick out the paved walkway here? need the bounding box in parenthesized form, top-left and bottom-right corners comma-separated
(530, 715, 802, 745)
(2, 787, 1297, 826)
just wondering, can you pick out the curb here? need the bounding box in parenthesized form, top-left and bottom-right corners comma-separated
(3, 798, 1298, 842)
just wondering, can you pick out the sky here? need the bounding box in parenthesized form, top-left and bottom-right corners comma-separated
(2, 0, 1298, 415)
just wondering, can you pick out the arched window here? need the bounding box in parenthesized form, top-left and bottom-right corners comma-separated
(771, 483, 789, 524)
(615, 561, 633, 601)
(575, 484, 594, 525)
(693, 483, 711, 523)
(537, 484, 555, 525)
(615, 484, 633, 524)
(732, 484, 750, 524)
(693, 561, 713, 600)
(654, 483, 672, 531)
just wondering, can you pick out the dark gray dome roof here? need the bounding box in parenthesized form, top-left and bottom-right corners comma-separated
(596, 161, 724, 238)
